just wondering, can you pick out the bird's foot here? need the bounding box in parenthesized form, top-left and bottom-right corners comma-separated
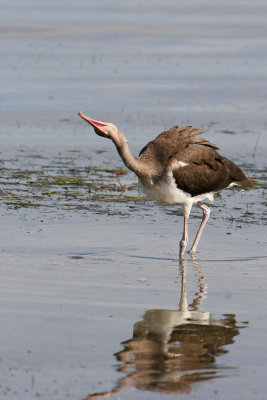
(189, 248, 197, 256)
(189, 249, 199, 261)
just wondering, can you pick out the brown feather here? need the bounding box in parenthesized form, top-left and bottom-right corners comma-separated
(138, 125, 252, 196)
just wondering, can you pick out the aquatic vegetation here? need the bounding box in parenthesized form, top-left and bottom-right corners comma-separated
(0, 163, 143, 212)
(0, 151, 264, 226)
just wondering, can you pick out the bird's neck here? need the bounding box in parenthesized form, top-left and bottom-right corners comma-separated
(112, 130, 147, 177)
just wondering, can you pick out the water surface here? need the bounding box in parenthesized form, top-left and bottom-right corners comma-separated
(0, 1, 267, 399)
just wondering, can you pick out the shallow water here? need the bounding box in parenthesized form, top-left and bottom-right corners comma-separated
(1, 1, 267, 399)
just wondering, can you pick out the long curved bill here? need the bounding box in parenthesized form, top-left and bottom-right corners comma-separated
(78, 112, 107, 134)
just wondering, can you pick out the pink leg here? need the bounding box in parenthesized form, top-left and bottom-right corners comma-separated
(179, 216, 189, 258)
(190, 202, 210, 255)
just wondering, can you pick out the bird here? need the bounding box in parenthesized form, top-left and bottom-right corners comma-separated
(78, 112, 253, 257)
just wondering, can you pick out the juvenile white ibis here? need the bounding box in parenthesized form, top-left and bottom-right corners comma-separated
(78, 112, 253, 257)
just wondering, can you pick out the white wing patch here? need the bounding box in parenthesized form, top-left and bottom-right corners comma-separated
(175, 161, 189, 168)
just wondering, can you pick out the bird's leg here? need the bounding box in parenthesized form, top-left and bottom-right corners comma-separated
(190, 202, 210, 255)
(179, 216, 189, 258)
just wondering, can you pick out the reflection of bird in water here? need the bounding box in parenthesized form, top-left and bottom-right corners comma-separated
(83, 258, 246, 399)
(79, 112, 252, 256)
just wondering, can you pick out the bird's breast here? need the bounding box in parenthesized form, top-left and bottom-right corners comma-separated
(138, 176, 191, 205)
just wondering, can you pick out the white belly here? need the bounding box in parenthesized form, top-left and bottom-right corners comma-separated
(139, 177, 214, 205)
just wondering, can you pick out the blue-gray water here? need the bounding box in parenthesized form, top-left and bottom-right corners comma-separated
(0, 1, 266, 399)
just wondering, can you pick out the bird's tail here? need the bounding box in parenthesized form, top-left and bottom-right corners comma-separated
(233, 178, 254, 188)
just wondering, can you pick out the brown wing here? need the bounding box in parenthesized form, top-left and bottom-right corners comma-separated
(138, 125, 252, 193)
(171, 144, 249, 196)
(138, 126, 213, 168)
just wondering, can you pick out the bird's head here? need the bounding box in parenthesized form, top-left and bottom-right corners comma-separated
(78, 112, 118, 139)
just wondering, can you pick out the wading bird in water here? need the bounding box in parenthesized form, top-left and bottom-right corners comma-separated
(78, 112, 253, 257)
